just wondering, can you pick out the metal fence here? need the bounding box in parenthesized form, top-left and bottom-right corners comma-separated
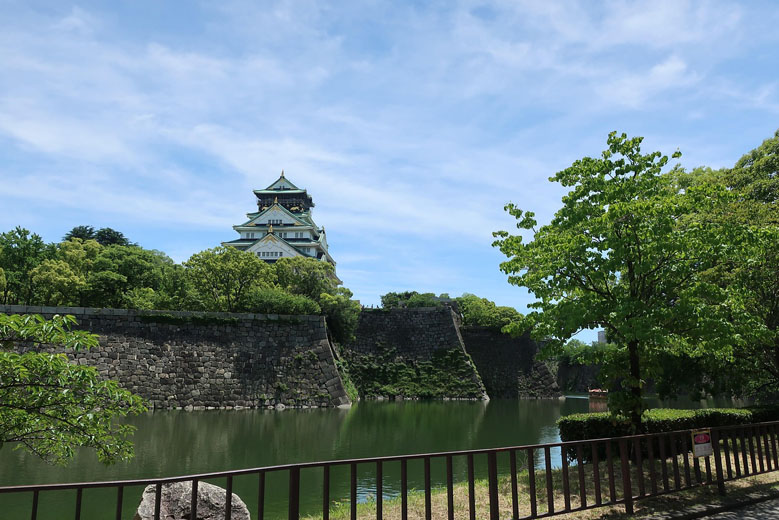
(1, 420, 778, 520)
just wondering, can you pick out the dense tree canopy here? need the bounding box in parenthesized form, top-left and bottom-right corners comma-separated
(380, 291, 523, 333)
(690, 130, 779, 399)
(273, 257, 361, 343)
(0, 227, 54, 305)
(0, 232, 361, 343)
(94, 227, 132, 246)
(0, 314, 146, 464)
(494, 132, 746, 429)
(64, 226, 133, 246)
(380, 291, 446, 308)
(63, 225, 96, 242)
(455, 293, 522, 330)
(184, 246, 274, 312)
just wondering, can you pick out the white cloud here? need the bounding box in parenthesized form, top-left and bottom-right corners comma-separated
(0, 0, 776, 307)
(53, 7, 100, 35)
(598, 55, 699, 108)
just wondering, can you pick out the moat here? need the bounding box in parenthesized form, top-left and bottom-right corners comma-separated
(0, 397, 741, 519)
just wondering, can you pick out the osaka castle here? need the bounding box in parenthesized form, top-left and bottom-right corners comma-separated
(222, 171, 336, 268)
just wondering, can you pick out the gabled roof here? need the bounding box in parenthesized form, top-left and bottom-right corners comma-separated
(236, 202, 311, 228)
(253, 188, 308, 195)
(254, 170, 300, 192)
(223, 238, 255, 245)
(247, 231, 312, 257)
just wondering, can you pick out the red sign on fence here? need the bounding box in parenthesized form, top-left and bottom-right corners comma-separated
(692, 429, 713, 457)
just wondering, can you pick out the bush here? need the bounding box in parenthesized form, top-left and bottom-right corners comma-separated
(558, 406, 779, 442)
(380, 291, 444, 309)
(456, 293, 522, 331)
(244, 287, 321, 315)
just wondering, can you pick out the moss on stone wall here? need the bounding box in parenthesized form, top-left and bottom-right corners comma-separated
(335, 358, 360, 402)
(343, 346, 485, 399)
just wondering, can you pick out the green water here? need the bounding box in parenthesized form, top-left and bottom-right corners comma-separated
(0, 397, 741, 519)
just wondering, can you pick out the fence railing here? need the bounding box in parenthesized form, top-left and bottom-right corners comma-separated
(2, 420, 778, 520)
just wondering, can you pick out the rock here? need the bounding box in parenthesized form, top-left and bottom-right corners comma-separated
(133, 480, 250, 520)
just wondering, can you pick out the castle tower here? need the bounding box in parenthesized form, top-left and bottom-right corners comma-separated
(222, 171, 336, 267)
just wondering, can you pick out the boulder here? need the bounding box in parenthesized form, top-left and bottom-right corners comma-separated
(134, 480, 250, 520)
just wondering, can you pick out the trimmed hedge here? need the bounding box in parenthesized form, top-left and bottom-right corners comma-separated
(558, 405, 779, 442)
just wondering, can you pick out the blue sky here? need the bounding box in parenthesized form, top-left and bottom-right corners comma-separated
(1, 1, 778, 339)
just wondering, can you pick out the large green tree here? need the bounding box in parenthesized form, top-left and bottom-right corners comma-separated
(95, 227, 132, 247)
(274, 257, 361, 343)
(274, 256, 339, 301)
(0, 314, 146, 464)
(698, 130, 779, 398)
(0, 227, 54, 304)
(184, 246, 273, 312)
(456, 293, 522, 330)
(30, 260, 85, 306)
(493, 132, 744, 429)
(63, 225, 96, 242)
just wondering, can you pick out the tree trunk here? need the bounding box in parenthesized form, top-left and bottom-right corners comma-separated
(628, 340, 642, 432)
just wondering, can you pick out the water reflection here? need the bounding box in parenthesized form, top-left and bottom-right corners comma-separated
(0, 396, 740, 519)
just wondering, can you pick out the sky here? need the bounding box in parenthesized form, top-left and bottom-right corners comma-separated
(1, 1, 778, 340)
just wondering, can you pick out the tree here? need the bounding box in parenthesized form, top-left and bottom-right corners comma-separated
(244, 286, 321, 315)
(274, 256, 338, 301)
(184, 246, 273, 312)
(493, 132, 743, 430)
(152, 261, 196, 311)
(30, 259, 85, 306)
(57, 238, 102, 306)
(704, 130, 778, 398)
(456, 293, 522, 330)
(725, 226, 779, 397)
(380, 291, 447, 308)
(0, 313, 146, 464)
(381, 291, 419, 308)
(63, 225, 96, 242)
(406, 293, 441, 308)
(274, 257, 361, 343)
(319, 287, 362, 343)
(729, 129, 779, 206)
(84, 245, 166, 307)
(95, 227, 132, 247)
(0, 227, 54, 304)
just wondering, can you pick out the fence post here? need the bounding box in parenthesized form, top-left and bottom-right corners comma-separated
(488, 451, 499, 520)
(190, 479, 199, 520)
(619, 439, 634, 514)
(289, 467, 300, 520)
(711, 430, 727, 496)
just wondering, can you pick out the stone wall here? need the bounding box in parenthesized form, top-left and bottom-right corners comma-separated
(1, 305, 350, 410)
(342, 307, 488, 399)
(460, 327, 562, 399)
(556, 361, 602, 393)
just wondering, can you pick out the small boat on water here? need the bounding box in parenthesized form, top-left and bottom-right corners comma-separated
(588, 388, 608, 399)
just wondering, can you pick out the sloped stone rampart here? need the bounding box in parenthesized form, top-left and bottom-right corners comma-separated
(1, 305, 350, 409)
(556, 361, 602, 393)
(343, 307, 488, 399)
(460, 327, 562, 399)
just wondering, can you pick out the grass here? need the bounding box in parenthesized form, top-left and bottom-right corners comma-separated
(302, 444, 779, 520)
